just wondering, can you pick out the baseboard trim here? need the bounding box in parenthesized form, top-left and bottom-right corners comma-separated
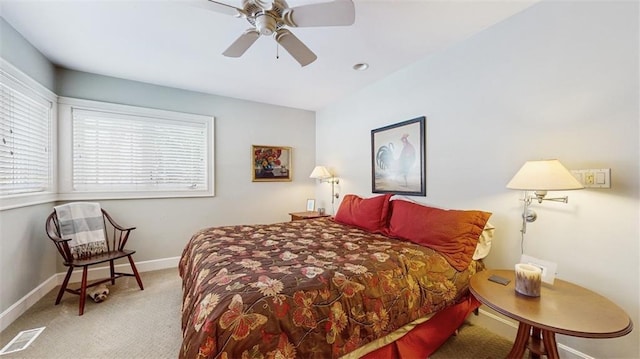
(0, 256, 180, 332)
(472, 308, 593, 359)
(0, 275, 59, 333)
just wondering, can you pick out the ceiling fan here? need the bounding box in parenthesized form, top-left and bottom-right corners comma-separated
(194, 0, 356, 66)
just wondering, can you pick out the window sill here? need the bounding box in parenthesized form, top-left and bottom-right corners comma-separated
(56, 190, 214, 202)
(1, 190, 214, 211)
(0, 193, 58, 211)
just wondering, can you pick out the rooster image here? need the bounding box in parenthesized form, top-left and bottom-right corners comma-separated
(375, 134, 416, 186)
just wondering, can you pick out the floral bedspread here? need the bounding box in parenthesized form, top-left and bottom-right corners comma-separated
(179, 218, 480, 359)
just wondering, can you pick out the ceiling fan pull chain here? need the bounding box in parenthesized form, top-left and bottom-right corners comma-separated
(276, 41, 279, 60)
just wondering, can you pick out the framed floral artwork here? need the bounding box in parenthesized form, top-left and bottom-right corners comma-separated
(371, 116, 426, 196)
(252, 145, 292, 182)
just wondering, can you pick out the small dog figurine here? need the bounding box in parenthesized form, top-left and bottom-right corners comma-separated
(87, 284, 109, 303)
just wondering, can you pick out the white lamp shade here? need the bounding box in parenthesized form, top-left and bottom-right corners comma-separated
(309, 165, 332, 179)
(506, 159, 584, 191)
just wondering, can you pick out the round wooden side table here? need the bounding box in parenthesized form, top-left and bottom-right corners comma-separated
(470, 269, 633, 359)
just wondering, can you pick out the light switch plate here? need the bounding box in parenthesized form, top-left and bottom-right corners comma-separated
(571, 168, 611, 188)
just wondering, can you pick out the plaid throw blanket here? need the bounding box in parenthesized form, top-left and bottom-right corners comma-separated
(54, 202, 107, 259)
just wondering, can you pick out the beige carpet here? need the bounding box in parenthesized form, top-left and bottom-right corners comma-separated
(0, 268, 513, 358)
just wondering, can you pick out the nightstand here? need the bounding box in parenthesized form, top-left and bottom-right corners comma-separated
(469, 269, 632, 359)
(288, 211, 330, 221)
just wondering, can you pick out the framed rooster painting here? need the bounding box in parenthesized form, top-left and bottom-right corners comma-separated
(371, 116, 426, 196)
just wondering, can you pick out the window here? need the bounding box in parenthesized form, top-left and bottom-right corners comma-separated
(0, 60, 56, 209)
(58, 97, 214, 200)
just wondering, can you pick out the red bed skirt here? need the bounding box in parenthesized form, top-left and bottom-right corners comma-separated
(361, 295, 481, 358)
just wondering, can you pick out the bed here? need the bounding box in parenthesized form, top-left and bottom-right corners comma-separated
(179, 195, 492, 358)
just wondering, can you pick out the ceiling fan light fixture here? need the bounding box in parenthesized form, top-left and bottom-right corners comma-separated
(255, 13, 277, 35)
(353, 63, 369, 71)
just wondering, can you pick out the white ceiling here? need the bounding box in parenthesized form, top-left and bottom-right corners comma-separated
(0, 0, 537, 111)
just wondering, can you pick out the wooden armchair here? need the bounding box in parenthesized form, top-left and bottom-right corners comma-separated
(45, 205, 144, 315)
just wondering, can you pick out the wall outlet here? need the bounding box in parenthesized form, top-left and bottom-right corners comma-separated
(585, 173, 595, 185)
(520, 254, 557, 284)
(571, 168, 611, 188)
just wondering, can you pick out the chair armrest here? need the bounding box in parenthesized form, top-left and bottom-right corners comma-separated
(113, 223, 137, 232)
(47, 233, 74, 262)
(102, 210, 136, 232)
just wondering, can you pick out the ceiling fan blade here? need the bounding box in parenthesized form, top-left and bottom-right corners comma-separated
(223, 29, 260, 57)
(189, 0, 244, 17)
(284, 0, 355, 27)
(275, 29, 317, 67)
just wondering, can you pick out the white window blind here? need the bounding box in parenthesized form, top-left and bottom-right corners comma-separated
(0, 70, 52, 196)
(71, 108, 210, 194)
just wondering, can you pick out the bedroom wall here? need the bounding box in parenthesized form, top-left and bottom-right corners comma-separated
(315, 1, 639, 358)
(54, 69, 317, 268)
(0, 18, 56, 90)
(0, 18, 58, 322)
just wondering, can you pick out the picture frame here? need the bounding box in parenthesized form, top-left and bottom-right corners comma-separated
(252, 145, 292, 182)
(371, 116, 426, 196)
(306, 199, 315, 212)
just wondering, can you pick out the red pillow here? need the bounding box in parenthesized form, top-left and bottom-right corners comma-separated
(334, 194, 393, 233)
(388, 200, 491, 271)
